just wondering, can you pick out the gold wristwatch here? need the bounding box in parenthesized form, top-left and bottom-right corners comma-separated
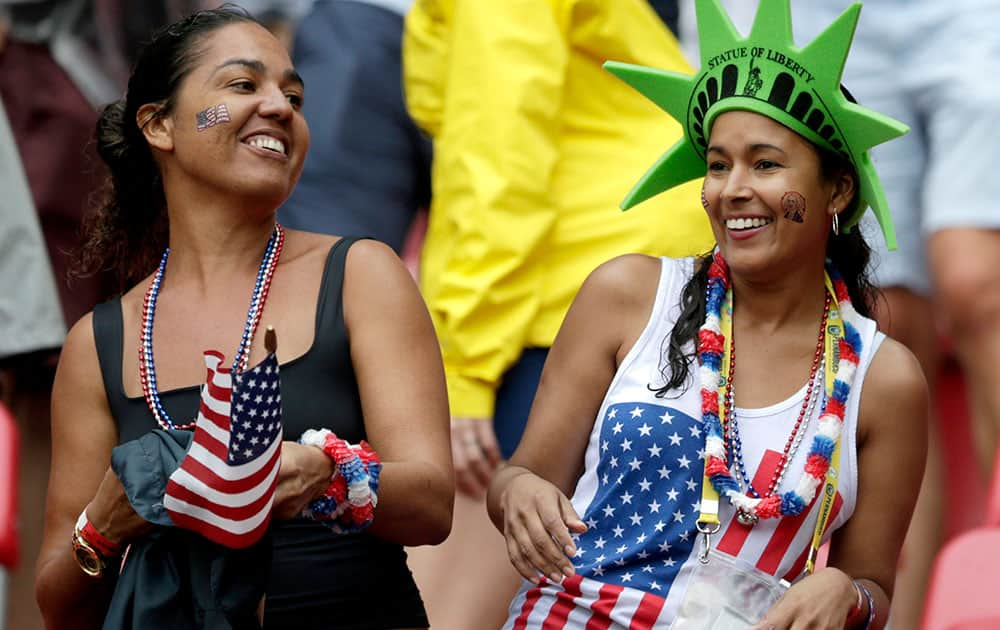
(71, 528, 106, 577)
(71, 511, 109, 578)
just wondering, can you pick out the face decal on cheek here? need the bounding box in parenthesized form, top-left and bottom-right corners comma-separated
(701, 186, 710, 211)
(781, 191, 806, 223)
(195, 103, 232, 132)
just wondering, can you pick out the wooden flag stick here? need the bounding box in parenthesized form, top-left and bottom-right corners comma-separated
(264, 326, 277, 354)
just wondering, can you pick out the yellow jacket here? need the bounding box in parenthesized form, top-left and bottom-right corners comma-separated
(403, 0, 714, 418)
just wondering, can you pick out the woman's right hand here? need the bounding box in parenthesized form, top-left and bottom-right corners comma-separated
(499, 470, 587, 584)
(85, 467, 153, 546)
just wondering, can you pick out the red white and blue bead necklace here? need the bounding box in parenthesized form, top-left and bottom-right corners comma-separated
(699, 251, 863, 523)
(138, 223, 285, 430)
(726, 295, 828, 502)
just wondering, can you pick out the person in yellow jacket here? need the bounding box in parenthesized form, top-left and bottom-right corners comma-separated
(402, 1, 714, 626)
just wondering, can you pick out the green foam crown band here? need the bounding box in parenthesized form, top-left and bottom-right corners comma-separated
(605, 0, 908, 250)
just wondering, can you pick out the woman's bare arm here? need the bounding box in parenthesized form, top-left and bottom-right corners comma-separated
(35, 315, 120, 629)
(342, 239, 455, 546)
(486, 255, 662, 580)
(827, 337, 928, 627)
(756, 336, 928, 629)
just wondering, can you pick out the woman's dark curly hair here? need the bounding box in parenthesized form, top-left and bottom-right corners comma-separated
(653, 143, 879, 397)
(73, 6, 260, 292)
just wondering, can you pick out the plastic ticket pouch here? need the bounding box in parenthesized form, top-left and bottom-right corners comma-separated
(672, 549, 789, 629)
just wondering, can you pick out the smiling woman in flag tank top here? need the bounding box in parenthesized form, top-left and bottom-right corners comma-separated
(34, 8, 453, 629)
(487, 1, 926, 628)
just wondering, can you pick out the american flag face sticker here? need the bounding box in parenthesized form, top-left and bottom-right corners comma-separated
(196, 103, 232, 131)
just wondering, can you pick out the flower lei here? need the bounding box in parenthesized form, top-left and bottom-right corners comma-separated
(299, 429, 381, 533)
(699, 252, 862, 520)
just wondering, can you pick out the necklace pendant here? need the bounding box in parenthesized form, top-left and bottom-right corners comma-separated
(736, 509, 758, 527)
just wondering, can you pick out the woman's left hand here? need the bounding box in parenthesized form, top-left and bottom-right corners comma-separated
(451, 416, 503, 498)
(750, 567, 857, 630)
(271, 441, 335, 519)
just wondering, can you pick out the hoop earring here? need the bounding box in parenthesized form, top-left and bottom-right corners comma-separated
(832, 210, 840, 236)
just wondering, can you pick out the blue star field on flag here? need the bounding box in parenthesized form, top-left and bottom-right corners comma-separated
(571, 402, 705, 594)
(230, 358, 283, 465)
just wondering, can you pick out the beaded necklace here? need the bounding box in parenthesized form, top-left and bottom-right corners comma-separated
(699, 251, 863, 524)
(139, 223, 285, 430)
(725, 294, 829, 505)
(727, 365, 823, 501)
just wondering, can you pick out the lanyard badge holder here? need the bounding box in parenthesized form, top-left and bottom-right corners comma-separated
(680, 447, 841, 629)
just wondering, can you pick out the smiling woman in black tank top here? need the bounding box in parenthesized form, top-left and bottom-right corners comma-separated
(35, 8, 453, 629)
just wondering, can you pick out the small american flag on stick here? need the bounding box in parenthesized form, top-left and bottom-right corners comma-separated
(164, 328, 282, 548)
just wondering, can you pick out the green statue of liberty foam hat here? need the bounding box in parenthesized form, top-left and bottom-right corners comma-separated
(604, 0, 909, 249)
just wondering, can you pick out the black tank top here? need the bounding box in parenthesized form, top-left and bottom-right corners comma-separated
(92, 237, 428, 629)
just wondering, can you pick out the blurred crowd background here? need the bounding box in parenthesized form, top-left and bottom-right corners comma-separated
(2, 1, 998, 628)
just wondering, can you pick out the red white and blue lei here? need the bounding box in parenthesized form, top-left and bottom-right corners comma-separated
(699, 252, 863, 520)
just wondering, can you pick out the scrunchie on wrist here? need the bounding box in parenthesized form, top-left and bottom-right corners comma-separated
(299, 429, 381, 534)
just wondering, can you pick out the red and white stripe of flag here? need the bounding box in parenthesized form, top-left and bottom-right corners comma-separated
(163, 351, 281, 549)
(506, 574, 670, 630)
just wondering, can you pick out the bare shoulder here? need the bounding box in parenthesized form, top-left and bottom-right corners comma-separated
(344, 237, 401, 263)
(343, 238, 412, 286)
(52, 311, 112, 430)
(341, 239, 424, 321)
(281, 231, 404, 279)
(59, 312, 100, 378)
(559, 254, 668, 363)
(858, 335, 929, 441)
(579, 253, 664, 313)
(279, 230, 367, 293)
(863, 336, 927, 406)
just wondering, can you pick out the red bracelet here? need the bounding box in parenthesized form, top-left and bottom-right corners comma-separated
(77, 509, 122, 558)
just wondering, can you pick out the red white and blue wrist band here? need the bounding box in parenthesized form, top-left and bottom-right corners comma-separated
(299, 428, 381, 534)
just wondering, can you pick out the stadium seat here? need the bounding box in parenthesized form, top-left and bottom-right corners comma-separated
(986, 449, 1000, 528)
(921, 447, 1000, 630)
